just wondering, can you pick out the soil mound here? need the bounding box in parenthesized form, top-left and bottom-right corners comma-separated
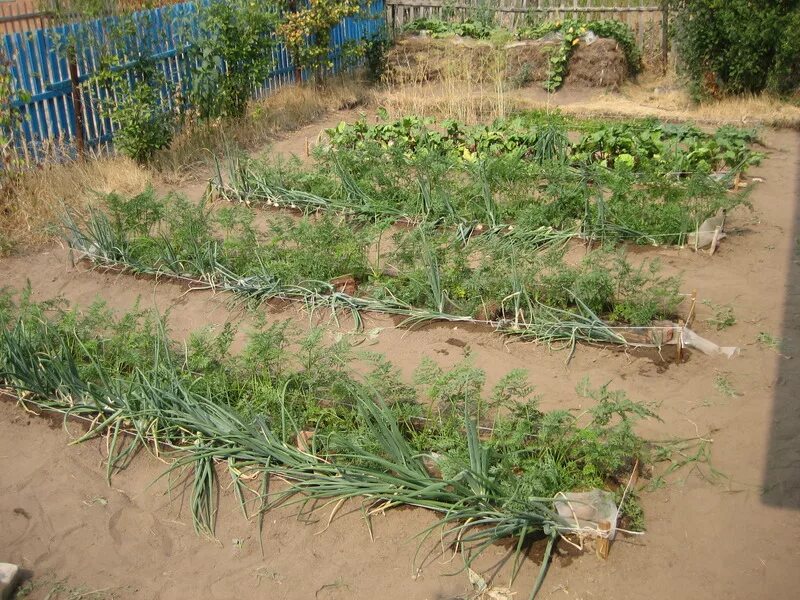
(566, 38, 628, 88)
(386, 35, 629, 89)
(385, 35, 496, 85)
(504, 39, 559, 83)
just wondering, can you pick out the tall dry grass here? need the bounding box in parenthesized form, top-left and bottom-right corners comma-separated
(152, 78, 373, 182)
(0, 156, 151, 256)
(612, 75, 800, 127)
(378, 38, 517, 124)
(377, 67, 800, 129)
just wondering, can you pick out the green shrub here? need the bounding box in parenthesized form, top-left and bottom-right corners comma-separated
(364, 29, 391, 82)
(768, 8, 800, 96)
(86, 14, 176, 163)
(189, 0, 279, 119)
(111, 81, 174, 163)
(672, 0, 800, 98)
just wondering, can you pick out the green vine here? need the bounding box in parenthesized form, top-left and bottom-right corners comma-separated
(542, 22, 585, 92)
(0, 50, 29, 171)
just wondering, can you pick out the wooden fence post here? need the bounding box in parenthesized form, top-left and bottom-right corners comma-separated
(67, 49, 85, 158)
(661, 0, 669, 73)
(288, 0, 303, 84)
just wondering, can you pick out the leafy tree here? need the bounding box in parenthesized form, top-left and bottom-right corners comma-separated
(188, 0, 280, 119)
(671, 0, 800, 98)
(278, 0, 363, 79)
(86, 12, 175, 163)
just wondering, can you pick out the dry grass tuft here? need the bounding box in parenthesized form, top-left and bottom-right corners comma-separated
(377, 70, 800, 129)
(546, 74, 800, 128)
(0, 156, 151, 256)
(152, 77, 373, 181)
(378, 41, 512, 124)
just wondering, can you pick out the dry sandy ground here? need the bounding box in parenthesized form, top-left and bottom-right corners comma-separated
(1, 122, 800, 599)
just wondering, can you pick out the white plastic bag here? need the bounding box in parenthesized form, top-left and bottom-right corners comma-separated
(554, 489, 619, 540)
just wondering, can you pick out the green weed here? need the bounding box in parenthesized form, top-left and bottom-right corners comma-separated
(757, 331, 782, 351)
(714, 373, 739, 397)
(703, 300, 736, 330)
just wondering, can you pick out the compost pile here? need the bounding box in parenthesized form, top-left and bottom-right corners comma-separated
(386, 18, 637, 90)
(388, 34, 628, 88)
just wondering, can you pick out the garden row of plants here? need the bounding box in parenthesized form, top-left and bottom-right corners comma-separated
(0, 286, 708, 596)
(324, 111, 761, 178)
(213, 111, 761, 246)
(403, 17, 641, 91)
(66, 188, 683, 351)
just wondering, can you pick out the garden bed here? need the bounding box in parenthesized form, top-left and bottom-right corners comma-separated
(57, 111, 762, 358)
(214, 113, 761, 245)
(64, 190, 674, 350)
(0, 287, 708, 598)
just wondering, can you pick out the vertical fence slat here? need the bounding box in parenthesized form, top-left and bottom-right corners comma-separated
(34, 28, 57, 152)
(23, 29, 48, 158)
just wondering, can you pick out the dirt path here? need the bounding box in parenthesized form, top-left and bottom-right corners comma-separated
(2, 129, 800, 599)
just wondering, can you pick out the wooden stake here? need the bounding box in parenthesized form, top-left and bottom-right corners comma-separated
(68, 50, 85, 158)
(686, 290, 697, 328)
(675, 320, 684, 363)
(661, 0, 669, 74)
(596, 520, 611, 559)
(709, 225, 722, 255)
(305, 137, 310, 157)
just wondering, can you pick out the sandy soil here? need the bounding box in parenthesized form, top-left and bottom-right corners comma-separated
(1, 122, 800, 599)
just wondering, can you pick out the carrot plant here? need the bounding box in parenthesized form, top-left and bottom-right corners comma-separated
(64, 189, 683, 348)
(0, 288, 711, 597)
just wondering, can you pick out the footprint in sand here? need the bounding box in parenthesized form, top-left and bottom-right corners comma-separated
(107, 507, 175, 557)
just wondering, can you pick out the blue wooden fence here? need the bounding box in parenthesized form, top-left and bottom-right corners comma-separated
(2, 0, 385, 163)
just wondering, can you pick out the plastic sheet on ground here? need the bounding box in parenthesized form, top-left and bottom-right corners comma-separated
(687, 209, 726, 248)
(616, 322, 739, 358)
(554, 489, 619, 540)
